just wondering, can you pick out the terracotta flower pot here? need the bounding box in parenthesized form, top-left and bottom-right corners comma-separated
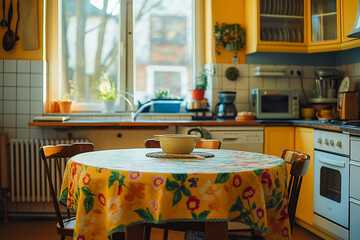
(192, 89, 205, 101)
(59, 101, 72, 113)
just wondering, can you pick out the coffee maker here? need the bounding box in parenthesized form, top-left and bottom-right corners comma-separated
(215, 91, 237, 119)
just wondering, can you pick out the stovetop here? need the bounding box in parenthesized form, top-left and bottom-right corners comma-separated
(321, 119, 360, 127)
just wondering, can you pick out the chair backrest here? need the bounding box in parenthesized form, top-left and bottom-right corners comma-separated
(39, 143, 94, 229)
(281, 148, 310, 233)
(144, 138, 221, 149)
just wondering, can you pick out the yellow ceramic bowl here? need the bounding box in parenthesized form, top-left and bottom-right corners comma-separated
(301, 108, 315, 120)
(154, 134, 200, 154)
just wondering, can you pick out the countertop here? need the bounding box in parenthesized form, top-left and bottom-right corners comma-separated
(28, 118, 360, 135)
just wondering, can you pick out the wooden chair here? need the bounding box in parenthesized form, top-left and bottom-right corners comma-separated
(228, 148, 310, 240)
(40, 143, 97, 240)
(144, 138, 221, 149)
(144, 138, 221, 240)
(281, 148, 310, 233)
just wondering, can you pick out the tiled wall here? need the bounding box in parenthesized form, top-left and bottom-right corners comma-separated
(206, 63, 360, 113)
(0, 59, 45, 140)
(338, 62, 360, 92)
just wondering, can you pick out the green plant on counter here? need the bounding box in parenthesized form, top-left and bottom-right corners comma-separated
(154, 88, 180, 100)
(97, 73, 118, 101)
(214, 22, 245, 56)
(195, 68, 208, 90)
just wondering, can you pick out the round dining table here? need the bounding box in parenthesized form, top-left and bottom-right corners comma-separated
(59, 148, 291, 240)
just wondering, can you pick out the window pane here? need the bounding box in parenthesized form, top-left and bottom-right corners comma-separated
(133, 0, 194, 102)
(61, 0, 120, 103)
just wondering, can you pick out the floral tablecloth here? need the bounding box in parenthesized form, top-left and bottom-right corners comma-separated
(59, 148, 291, 240)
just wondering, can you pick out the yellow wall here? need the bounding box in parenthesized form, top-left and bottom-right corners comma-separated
(0, 0, 43, 60)
(206, 0, 246, 64)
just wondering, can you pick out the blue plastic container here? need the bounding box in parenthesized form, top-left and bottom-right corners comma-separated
(152, 100, 182, 113)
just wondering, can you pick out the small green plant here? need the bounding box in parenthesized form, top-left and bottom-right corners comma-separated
(195, 69, 208, 90)
(97, 73, 118, 101)
(154, 88, 180, 99)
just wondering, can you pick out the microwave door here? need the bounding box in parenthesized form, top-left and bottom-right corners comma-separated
(261, 94, 289, 113)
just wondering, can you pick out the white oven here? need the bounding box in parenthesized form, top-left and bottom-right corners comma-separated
(313, 130, 350, 240)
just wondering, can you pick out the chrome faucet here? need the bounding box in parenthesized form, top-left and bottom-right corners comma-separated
(131, 101, 154, 122)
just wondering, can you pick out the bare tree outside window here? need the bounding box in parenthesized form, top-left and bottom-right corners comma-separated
(60, 0, 194, 109)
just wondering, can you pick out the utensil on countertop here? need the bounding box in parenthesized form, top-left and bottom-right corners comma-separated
(0, 0, 7, 27)
(3, 0, 20, 51)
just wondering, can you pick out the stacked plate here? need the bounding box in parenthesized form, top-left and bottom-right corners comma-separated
(260, 0, 304, 16)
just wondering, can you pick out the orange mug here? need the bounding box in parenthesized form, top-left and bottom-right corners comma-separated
(316, 109, 333, 119)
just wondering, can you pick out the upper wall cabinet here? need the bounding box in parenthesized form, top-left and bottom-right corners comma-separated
(341, 0, 360, 49)
(245, 0, 360, 54)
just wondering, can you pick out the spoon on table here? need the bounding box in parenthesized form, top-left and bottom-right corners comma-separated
(0, 0, 7, 27)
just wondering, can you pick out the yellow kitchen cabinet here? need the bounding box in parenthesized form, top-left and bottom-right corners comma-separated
(294, 127, 314, 226)
(307, 0, 341, 52)
(264, 127, 295, 157)
(245, 0, 360, 54)
(245, 0, 309, 54)
(341, 0, 360, 49)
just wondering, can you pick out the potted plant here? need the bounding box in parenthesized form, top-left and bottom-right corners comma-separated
(192, 69, 208, 101)
(97, 73, 118, 113)
(58, 80, 74, 113)
(152, 88, 182, 113)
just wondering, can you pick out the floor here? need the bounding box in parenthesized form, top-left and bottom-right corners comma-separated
(0, 220, 323, 240)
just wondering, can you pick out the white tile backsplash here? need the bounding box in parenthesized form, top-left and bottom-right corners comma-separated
(17, 60, 31, 73)
(236, 90, 249, 103)
(4, 73, 16, 86)
(31, 74, 43, 87)
(276, 78, 290, 88)
(3, 114, 16, 127)
(31, 61, 43, 73)
(30, 101, 43, 114)
(3, 87, 16, 100)
(235, 77, 249, 90)
(263, 78, 276, 88)
(16, 87, 30, 100)
(222, 78, 236, 89)
(1, 59, 44, 138)
(249, 77, 263, 89)
(236, 64, 249, 77)
(30, 88, 43, 101)
(3, 100, 16, 114)
(17, 101, 30, 114)
(354, 62, 360, 77)
(16, 115, 30, 128)
(17, 73, 30, 87)
(4, 60, 17, 72)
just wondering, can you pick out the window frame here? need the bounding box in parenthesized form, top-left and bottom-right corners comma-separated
(49, 0, 204, 113)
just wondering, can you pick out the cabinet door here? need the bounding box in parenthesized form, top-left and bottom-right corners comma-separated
(294, 127, 314, 226)
(246, 0, 308, 54)
(341, 0, 360, 48)
(264, 127, 295, 157)
(308, 0, 341, 47)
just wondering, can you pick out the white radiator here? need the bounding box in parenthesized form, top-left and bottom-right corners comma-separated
(9, 139, 89, 203)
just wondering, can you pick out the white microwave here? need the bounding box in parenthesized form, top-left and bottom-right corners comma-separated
(249, 88, 300, 119)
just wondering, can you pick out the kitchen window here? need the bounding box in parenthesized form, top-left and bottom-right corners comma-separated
(58, 0, 201, 112)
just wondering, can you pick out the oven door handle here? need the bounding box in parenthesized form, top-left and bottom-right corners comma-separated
(319, 157, 345, 168)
